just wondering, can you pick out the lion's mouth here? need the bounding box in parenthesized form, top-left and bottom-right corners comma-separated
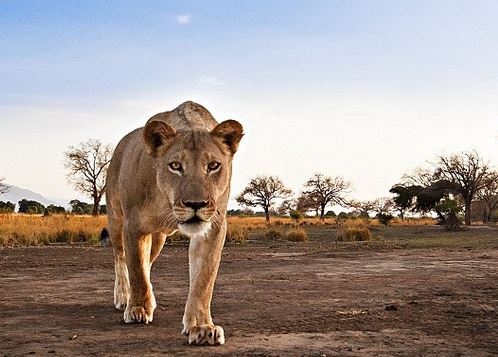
(177, 215, 212, 237)
(181, 216, 206, 224)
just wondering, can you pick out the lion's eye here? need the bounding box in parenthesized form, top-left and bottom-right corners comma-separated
(168, 162, 182, 172)
(207, 162, 221, 172)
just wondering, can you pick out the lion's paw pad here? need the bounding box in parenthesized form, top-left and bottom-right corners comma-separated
(124, 306, 153, 324)
(187, 325, 225, 346)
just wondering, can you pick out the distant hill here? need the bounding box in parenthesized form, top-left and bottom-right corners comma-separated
(0, 186, 70, 210)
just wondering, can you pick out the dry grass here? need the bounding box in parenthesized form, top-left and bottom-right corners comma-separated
(336, 228, 372, 242)
(336, 227, 373, 242)
(227, 216, 336, 229)
(285, 228, 308, 242)
(391, 217, 437, 226)
(226, 224, 248, 243)
(227, 216, 269, 230)
(0, 214, 107, 246)
(264, 227, 283, 239)
(0, 213, 439, 247)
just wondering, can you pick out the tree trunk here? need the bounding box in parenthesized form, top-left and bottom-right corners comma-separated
(264, 207, 270, 223)
(483, 208, 489, 224)
(464, 200, 471, 226)
(319, 206, 325, 221)
(92, 196, 100, 217)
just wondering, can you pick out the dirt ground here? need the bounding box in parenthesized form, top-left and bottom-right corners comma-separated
(1, 227, 498, 356)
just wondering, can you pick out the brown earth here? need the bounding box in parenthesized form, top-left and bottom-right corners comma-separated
(1, 226, 498, 356)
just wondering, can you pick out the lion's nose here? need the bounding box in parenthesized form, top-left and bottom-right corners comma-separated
(182, 200, 209, 211)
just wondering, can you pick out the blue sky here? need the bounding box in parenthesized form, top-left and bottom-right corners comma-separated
(1, 1, 498, 207)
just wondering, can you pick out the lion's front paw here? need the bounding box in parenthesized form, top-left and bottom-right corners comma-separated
(184, 325, 225, 346)
(124, 306, 154, 324)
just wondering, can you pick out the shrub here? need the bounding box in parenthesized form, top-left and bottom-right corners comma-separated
(0, 201, 15, 214)
(285, 228, 308, 242)
(264, 228, 282, 239)
(226, 225, 248, 242)
(289, 210, 304, 222)
(377, 213, 394, 226)
(336, 227, 372, 242)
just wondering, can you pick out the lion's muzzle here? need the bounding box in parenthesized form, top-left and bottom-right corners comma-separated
(174, 200, 215, 237)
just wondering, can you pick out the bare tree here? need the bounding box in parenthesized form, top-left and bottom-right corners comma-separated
(349, 199, 375, 218)
(301, 173, 351, 220)
(277, 199, 293, 216)
(476, 174, 498, 223)
(434, 151, 496, 225)
(0, 177, 10, 195)
(401, 167, 436, 187)
(370, 197, 395, 216)
(64, 139, 113, 216)
(236, 175, 292, 222)
(295, 193, 320, 217)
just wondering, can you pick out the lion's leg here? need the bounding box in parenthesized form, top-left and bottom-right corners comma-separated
(123, 230, 156, 324)
(150, 232, 167, 266)
(182, 224, 226, 345)
(109, 217, 129, 310)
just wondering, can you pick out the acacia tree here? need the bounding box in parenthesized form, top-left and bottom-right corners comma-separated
(390, 179, 459, 223)
(0, 177, 10, 195)
(64, 139, 113, 216)
(301, 173, 351, 220)
(434, 151, 497, 225)
(236, 175, 292, 222)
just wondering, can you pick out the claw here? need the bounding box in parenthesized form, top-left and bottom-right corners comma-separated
(185, 325, 225, 346)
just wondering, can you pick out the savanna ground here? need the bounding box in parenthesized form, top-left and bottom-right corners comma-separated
(1, 216, 498, 356)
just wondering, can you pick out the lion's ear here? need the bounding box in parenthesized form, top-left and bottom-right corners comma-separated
(143, 120, 176, 157)
(211, 120, 244, 155)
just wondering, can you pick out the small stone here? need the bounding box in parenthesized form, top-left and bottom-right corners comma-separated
(70, 334, 77, 340)
(385, 304, 398, 311)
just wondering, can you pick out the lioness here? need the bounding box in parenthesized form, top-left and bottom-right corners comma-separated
(105, 101, 243, 345)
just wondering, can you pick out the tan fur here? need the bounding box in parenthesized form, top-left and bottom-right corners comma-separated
(106, 101, 243, 346)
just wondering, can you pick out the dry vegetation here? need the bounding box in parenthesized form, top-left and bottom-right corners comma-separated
(0, 214, 439, 247)
(0, 214, 106, 246)
(285, 227, 309, 242)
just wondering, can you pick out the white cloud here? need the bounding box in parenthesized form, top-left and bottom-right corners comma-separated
(176, 14, 192, 25)
(197, 76, 225, 86)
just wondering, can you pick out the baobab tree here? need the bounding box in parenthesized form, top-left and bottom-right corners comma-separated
(64, 139, 113, 216)
(236, 175, 292, 222)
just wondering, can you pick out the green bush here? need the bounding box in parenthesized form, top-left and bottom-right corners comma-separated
(289, 210, 304, 222)
(0, 201, 15, 213)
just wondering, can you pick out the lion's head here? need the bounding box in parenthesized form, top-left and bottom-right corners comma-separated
(143, 119, 243, 237)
